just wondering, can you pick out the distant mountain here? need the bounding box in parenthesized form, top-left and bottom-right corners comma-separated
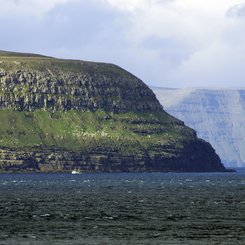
(153, 87, 245, 167)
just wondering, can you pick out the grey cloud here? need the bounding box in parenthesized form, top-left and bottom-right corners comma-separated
(41, 1, 120, 47)
(226, 4, 245, 18)
(1, 0, 24, 5)
(142, 36, 194, 66)
(10, 0, 19, 4)
(0, 0, 128, 55)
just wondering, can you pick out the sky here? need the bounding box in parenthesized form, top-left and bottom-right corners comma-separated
(0, 0, 245, 88)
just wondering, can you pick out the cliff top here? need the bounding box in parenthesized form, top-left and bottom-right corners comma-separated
(0, 50, 162, 113)
(0, 50, 134, 79)
(0, 50, 50, 58)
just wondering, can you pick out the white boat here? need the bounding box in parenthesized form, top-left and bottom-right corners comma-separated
(71, 169, 81, 174)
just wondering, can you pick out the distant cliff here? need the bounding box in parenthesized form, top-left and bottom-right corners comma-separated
(153, 87, 245, 168)
(0, 51, 228, 172)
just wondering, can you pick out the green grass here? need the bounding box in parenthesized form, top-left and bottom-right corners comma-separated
(0, 51, 133, 78)
(0, 109, 191, 155)
(0, 50, 50, 58)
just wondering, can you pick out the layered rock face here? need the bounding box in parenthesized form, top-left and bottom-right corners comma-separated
(0, 139, 224, 173)
(0, 63, 161, 113)
(153, 87, 245, 168)
(0, 51, 228, 172)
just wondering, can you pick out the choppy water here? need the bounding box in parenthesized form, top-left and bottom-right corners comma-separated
(0, 170, 244, 245)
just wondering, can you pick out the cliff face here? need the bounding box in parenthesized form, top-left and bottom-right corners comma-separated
(153, 87, 245, 168)
(0, 51, 228, 172)
(0, 59, 161, 113)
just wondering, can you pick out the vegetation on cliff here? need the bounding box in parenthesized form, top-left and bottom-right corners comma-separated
(0, 51, 227, 172)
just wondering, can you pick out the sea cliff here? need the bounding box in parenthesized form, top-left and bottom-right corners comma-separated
(0, 51, 228, 172)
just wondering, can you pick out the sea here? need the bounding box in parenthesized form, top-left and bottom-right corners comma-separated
(0, 170, 244, 245)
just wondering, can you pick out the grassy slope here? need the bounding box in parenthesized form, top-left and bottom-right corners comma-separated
(0, 51, 132, 78)
(0, 109, 185, 155)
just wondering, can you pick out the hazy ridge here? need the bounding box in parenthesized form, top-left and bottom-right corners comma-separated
(153, 87, 245, 167)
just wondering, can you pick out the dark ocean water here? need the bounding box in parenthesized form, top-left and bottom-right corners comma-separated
(0, 170, 244, 245)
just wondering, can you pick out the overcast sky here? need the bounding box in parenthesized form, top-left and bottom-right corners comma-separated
(1, 0, 245, 88)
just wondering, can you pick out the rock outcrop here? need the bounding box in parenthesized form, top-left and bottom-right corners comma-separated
(0, 51, 229, 172)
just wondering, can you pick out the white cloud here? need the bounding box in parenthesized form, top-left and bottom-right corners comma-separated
(106, 0, 143, 11)
(226, 3, 245, 18)
(170, 42, 245, 87)
(104, 0, 245, 87)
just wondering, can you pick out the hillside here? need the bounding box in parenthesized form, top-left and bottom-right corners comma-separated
(153, 87, 245, 168)
(0, 51, 228, 172)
